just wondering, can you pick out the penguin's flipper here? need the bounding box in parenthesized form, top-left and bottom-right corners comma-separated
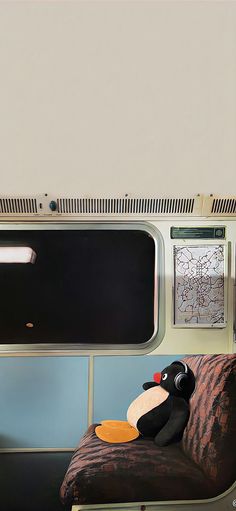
(142, 381, 159, 391)
(154, 396, 189, 447)
(95, 423, 139, 443)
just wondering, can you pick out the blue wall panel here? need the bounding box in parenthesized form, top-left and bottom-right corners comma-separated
(93, 355, 183, 423)
(0, 357, 88, 448)
(0, 355, 185, 448)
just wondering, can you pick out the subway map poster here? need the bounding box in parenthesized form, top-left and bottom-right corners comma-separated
(174, 245, 226, 327)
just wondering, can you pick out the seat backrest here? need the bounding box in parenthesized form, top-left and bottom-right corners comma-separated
(181, 354, 236, 492)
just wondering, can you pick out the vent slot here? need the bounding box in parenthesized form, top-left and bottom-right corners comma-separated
(56, 197, 197, 215)
(0, 198, 38, 215)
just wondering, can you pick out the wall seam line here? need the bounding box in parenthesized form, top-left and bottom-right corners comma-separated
(88, 355, 94, 426)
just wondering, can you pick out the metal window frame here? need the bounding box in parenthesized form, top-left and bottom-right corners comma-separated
(0, 221, 165, 356)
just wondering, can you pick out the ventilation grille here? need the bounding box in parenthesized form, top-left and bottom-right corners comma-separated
(0, 194, 235, 217)
(202, 196, 236, 217)
(56, 197, 197, 215)
(0, 197, 38, 215)
(5, 194, 234, 217)
(211, 198, 236, 215)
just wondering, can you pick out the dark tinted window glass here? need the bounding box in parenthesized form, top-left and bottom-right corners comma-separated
(0, 229, 155, 345)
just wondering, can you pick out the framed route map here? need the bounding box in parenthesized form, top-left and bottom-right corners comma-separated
(173, 244, 226, 327)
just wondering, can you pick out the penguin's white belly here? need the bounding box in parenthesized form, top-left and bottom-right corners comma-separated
(127, 386, 169, 429)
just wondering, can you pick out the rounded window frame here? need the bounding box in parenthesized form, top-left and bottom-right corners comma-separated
(0, 221, 165, 356)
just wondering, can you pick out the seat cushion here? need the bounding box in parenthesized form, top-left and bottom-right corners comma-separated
(182, 354, 236, 493)
(60, 425, 214, 506)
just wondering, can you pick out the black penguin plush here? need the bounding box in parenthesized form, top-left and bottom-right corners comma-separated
(128, 361, 195, 446)
(95, 361, 195, 446)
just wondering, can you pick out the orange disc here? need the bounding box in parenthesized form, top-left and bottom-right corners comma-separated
(95, 424, 139, 443)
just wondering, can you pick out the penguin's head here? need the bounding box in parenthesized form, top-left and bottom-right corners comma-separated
(153, 361, 195, 400)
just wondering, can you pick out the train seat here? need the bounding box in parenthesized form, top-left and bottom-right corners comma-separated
(60, 354, 236, 507)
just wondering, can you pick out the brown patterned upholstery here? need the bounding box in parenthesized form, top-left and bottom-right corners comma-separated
(61, 354, 236, 506)
(60, 424, 213, 506)
(182, 354, 236, 493)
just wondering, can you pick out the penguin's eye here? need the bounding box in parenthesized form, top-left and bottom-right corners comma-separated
(162, 373, 168, 380)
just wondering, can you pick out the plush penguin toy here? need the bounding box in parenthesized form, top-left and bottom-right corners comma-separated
(95, 361, 195, 446)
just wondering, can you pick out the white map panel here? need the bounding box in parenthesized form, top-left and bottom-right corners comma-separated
(174, 245, 225, 326)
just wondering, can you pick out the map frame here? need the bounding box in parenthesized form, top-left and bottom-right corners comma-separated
(173, 243, 227, 328)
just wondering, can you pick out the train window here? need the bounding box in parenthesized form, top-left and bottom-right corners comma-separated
(0, 224, 164, 354)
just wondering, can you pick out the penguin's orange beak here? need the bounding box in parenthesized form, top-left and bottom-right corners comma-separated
(153, 372, 162, 384)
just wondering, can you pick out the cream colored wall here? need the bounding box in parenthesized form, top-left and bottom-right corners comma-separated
(0, 1, 236, 198)
(150, 219, 235, 355)
(0, 1, 235, 356)
(0, 217, 233, 357)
